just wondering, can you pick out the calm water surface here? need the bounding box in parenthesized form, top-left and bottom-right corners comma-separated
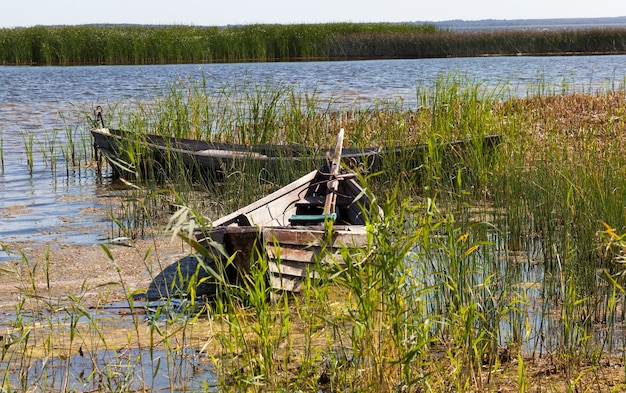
(1, 55, 626, 248)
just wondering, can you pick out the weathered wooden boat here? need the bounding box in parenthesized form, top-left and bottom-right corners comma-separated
(90, 127, 381, 180)
(92, 126, 501, 182)
(91, 106, 501, 181)
(191, 129, 377, 293)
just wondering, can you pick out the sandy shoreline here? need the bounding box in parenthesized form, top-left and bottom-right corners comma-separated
(0, 234, 195, 313)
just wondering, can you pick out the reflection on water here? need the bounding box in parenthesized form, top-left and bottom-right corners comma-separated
(8, 347, 217, 391)
(1, 55, 626, 246)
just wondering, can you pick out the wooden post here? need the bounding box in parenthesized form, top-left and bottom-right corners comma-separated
(323, 128, 344, 217)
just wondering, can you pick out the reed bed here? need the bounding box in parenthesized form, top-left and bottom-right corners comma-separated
(5, 75, 626, 391)
(0, 23, 438, 65)
(2, 24, 626, 65)
(16, 123, 94, 181)
(328, 27, 626, 58)
(92, 74, 500, 233)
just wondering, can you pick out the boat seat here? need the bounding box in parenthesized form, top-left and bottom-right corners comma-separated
(289, 212, 337, 224)
(290, 194, 340, 225)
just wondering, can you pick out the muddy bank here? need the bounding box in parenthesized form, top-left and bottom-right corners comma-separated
(0, 235, 194, 313)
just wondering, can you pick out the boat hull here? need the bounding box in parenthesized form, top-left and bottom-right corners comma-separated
(264, 226, 368, 292)
(200, 224, 368, 293)
(91, 128, 502, 182)
(91, 128, 381, 181)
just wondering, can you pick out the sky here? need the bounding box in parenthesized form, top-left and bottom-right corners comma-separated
(1, 0, 625, 28)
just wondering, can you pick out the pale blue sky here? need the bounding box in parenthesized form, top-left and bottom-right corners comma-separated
(1, 0, 625, 28)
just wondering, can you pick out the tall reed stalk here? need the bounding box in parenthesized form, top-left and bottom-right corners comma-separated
(22, 132, 34, 175)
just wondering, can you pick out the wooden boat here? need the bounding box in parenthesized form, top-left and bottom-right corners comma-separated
(91, 105, 501, 182)
(90, 127, 381, 180)
(193, 129, 377, 293)
(91, 126, 501, 182)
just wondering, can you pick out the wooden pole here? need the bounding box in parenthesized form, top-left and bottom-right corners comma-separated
(323, 128, 344, 217)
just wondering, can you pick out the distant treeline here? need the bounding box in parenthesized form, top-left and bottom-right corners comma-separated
(1, 23, 626, 65)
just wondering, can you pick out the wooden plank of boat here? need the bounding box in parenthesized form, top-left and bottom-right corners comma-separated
(194, 148, 267, 159)
(266, 243, 343, 263)
(267, 259, 322, 278)
(269, 275, 303, 293)
(323, 128, 343, 217)
(211, 170, 318, 227)
(262, 227, 369, 248)
(266, 245, 346, 265)
(264, 230, 364, 292)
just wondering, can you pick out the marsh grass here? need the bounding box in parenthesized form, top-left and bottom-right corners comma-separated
(6, 74, 626, 390)
(95, 73, 501, 223)
(2, 24, 626, 65)
(21, 132, 34, 175)
(14, 113, 94, 184)
(91, 76, 626, 389)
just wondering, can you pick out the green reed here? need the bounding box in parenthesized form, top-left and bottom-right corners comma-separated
(487, 90, 626, 372)
(61, 114, 79, 168)
(0, 23, 439, 65)
(99, 78, 622, 271)
(99, 72, 499, 196)
(2, 24, 626, 65)
(162, 173, 525, 391)
(21, 132, 34, 175)
(39, 130, 59, 175)
(12, 116, 93, 180)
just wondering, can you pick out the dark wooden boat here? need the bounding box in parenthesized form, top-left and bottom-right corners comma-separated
(91, 127, 501, 182)
(91, 104, 502, 182)
(90, 127, 382, 180)
(193, 129, 377, 293)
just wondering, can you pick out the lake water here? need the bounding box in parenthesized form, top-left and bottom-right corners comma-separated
(1, 55, 626, 248)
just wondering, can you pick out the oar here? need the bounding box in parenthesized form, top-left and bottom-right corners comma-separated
(323, 128, 344, 218)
